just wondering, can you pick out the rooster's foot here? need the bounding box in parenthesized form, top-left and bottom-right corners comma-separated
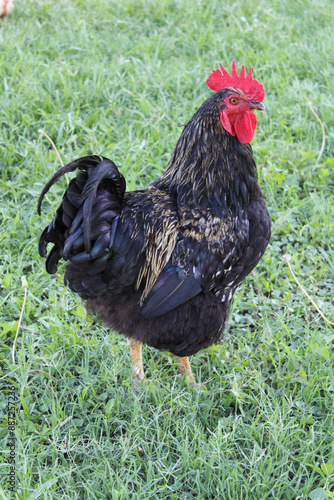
(173, 355, 196, 387)
(128, 338, 145, 383)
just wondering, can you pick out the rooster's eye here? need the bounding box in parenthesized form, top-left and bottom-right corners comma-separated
(230, 97, 239, 105)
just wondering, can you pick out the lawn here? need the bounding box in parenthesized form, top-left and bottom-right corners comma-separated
(1, 0, 334, 498)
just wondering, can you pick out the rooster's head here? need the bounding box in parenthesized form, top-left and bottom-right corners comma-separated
(206, 61, 265, 144)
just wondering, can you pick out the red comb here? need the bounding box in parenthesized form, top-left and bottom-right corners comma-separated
(206, 60, 265, 102)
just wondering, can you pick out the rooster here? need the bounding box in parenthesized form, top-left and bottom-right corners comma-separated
(38, 61, 271, 386)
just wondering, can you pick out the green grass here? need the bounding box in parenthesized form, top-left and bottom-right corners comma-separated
(1, 0, 334, 498)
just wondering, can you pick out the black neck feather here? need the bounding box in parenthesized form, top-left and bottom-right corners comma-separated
(154, 95, 260, 218)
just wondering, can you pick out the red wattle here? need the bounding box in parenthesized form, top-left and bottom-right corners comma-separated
(234, 109, 257, 144)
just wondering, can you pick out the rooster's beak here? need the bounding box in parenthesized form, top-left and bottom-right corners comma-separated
(248, 102, 265, 111)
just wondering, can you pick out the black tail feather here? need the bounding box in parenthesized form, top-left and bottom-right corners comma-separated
(37, 155, 108, 216)
(81, 159, 126, 252)
(38, 155, 126, 274)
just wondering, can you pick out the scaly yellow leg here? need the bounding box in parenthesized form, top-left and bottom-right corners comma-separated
(174, 355, 196, 387)
(128, 338, 145, 382)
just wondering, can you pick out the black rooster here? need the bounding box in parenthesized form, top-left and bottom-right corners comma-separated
(38, 61, 271, 386)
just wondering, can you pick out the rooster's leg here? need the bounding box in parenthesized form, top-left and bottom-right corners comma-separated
(128, 338, 145, 382)
(174, 355, 196, 387)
